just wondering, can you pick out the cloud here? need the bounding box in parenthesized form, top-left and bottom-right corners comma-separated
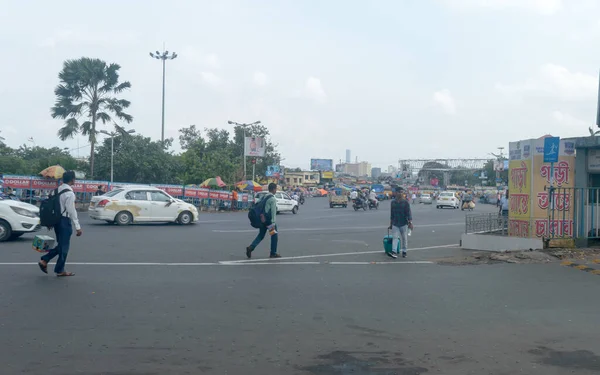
(253, 72, 268, 86)
(552, 110, 588, 128)
(40, 29, 140, 48)
(432, 89, 456, 115)
(181, 47, 220, 68)
(305, 77, 327, 103)
(441, 0, 562, 15)
(204, 53, 220, 69)
(200, 72, 221, 86)
(496, 64, 597, 100)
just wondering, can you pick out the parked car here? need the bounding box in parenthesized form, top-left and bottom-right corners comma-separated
(436, 191, 460, 209)
(0, 197, 41, 241)
(89, 186, 199, 225)
(255, 191, 299, 214)
(419, 193, 433, 204)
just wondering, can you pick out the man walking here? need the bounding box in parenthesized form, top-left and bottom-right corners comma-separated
(38, 171, 82, 276)
(389, 187, 413, 258)
(246, 183, 281, 259)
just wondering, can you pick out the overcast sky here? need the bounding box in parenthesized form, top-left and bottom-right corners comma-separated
(1, 0, 599, 170)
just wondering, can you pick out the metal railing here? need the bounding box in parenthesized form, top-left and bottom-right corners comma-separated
(465, 213, 508, 235)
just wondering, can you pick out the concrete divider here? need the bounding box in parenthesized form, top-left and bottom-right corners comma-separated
(461, 233, 543, 252)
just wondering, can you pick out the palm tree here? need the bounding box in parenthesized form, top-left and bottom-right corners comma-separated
(51, 57, 133, 178)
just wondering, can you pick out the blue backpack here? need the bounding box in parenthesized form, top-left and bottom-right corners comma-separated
(248, 195, 273, 228)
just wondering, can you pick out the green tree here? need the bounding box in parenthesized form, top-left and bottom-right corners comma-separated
(0, 145, 85, 175)
(94, 134, 181, 184)
(51, 57, 133, 178)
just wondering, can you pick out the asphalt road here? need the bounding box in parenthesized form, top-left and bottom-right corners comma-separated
(1, 198, 599, 374)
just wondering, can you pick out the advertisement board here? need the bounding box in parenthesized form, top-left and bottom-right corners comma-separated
(310, 159, 333, 171)
(244, 137, 266, 157)
(266, 165, 281, 178)
(322, 171, 334, 179)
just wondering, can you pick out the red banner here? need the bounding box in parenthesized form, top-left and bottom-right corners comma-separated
(242, 194, 249, 202)
(218, 192, 230, 200)
(197, 189, 209, 199)
(208, 191, 219, 199)
(3, 177, 30, 189)
(31, 179, 58, 189)
(184, 189, 198, 198)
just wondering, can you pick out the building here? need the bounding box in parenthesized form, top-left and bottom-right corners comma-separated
(345, 149, 351, 163)
(388, 165, 397, 174)
(371, 167, 382, 179)
(284, 170, 320, 187)
(338, 161, 372, 177)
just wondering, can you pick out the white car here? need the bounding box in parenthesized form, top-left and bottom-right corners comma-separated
(0, 198, 41, 241)
(419, 194, 433, 204)
(89, 186, 199, 225)
(436, 192, 460, 209)
(256, 192, 299, 214)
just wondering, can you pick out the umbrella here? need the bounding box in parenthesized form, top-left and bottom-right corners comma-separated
(236, 180, 262, 192)
(200, 176, 226, 188)
(40, 165, 65, 179)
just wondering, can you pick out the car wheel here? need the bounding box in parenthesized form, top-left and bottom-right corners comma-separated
(292, 206, 298, 214)
(178, 211, 193, 225)
(115, 211, 133, 226)
(0, 220, 12, 242)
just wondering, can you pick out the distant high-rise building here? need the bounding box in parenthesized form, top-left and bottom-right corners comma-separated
(345, 149, 351, 163)
(371, 168, 382, 179)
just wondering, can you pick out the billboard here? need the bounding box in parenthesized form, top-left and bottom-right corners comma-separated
(244, 137, 266, 157)
(266, 165, 281, 178)
(310, 158, 333, 171)
(322, 171, 334, 179)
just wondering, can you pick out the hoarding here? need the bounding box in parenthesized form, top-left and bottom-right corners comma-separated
(244, 137, 266, 157)
(266, 165, 281, 178)
(310, 159, 333, 171)
(322, 171, 334, 179)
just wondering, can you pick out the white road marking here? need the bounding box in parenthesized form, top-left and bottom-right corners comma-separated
(0, 261, 434, 266)
(212, 223, 463, 233)
(219, 261, 321, 265)
(328, 261, 434, 265)
(224, 244, 458, 263)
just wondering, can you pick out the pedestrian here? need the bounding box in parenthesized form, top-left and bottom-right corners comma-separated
(389, 187, 413, 258)
(411, 192, 417, 204)
(500, 190, 509, 217)
(246, 182, 281, 259)
(95, 185, 105, 196)
(38, 170, 82, 277)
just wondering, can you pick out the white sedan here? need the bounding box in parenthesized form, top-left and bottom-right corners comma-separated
(89, 186, 199, 225)
(256, 192, 299, 214)
(0, 198, 41, 241)
(436, 192, 460, 209)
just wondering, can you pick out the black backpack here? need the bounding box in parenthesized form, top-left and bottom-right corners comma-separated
(248, 195, 273, 228)
(40, 188, 68, 227)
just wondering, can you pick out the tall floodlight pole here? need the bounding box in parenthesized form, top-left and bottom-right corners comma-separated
(228, 120, 261, 180)
(149, 48, 178, 143)
(99, 128, 136, 183)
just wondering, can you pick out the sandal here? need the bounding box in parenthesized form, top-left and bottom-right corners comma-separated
(38, 261, 48, 274)
(56, 272, 75, 277)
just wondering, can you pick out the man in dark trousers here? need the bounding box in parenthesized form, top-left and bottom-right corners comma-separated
(389, 187, 413, 258)
(38, 171, 83, 276)
(246, 183, 281, 259)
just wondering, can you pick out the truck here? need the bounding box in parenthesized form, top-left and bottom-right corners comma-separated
(328, 188, 348, 208)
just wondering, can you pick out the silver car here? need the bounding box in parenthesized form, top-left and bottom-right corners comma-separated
(419, 193, 433, 204)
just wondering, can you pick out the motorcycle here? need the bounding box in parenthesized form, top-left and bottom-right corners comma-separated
(353, 198, 367, 211)
(299, 195, 305, 205)
(368, 199, 379, 210)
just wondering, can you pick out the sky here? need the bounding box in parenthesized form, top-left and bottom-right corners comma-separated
(1, 0, 600, 170)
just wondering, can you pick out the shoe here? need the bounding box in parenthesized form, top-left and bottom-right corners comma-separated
(246, 246, 253, 259)
(386, 251, 398, 259)
(402, 252, 407, 258)
(269, 253, 282, 258)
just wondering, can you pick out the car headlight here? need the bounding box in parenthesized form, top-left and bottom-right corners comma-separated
(11, 206, 38, 218)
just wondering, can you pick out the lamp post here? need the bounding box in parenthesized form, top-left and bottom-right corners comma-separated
(99, 128, 136, 183)
(227, 120, 261, 180)
(149, 48, 178, 143)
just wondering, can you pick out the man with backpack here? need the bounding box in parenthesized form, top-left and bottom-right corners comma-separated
(246, 182, 281, 259)
(38, 171, 82, 277)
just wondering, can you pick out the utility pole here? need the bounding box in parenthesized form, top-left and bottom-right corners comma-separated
(99, 127, 136, 183)
(228, 120, 261, 180)
(150, 47, 178, 143)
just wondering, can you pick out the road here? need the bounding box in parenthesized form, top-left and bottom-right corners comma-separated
(1, 198, 599, 374)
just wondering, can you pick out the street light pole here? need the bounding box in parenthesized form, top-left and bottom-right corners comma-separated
(150, 48, 178, 143)
(228, 120, 261, 180)
(100, 128, 136, 183)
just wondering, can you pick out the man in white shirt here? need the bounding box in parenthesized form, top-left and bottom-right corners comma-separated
(369, 189, 377, 203)
(350, 190, 358, 200)
(38, 171, 82, 277)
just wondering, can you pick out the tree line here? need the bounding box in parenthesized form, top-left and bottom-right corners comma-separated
(1, 57, 280, 185)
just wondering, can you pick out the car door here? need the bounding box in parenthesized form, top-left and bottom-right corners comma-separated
(282, 193, 294, 211)
(123, 190, 153, 221)
(149, 190, 179, 221)
(274, 193, 286, 212)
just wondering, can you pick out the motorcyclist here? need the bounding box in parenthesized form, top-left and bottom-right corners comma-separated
(369, 189, 377, 204)
(350, 189, 358, 201)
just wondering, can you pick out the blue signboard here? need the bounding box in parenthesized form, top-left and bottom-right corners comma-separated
(543, 137, 560, 163)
